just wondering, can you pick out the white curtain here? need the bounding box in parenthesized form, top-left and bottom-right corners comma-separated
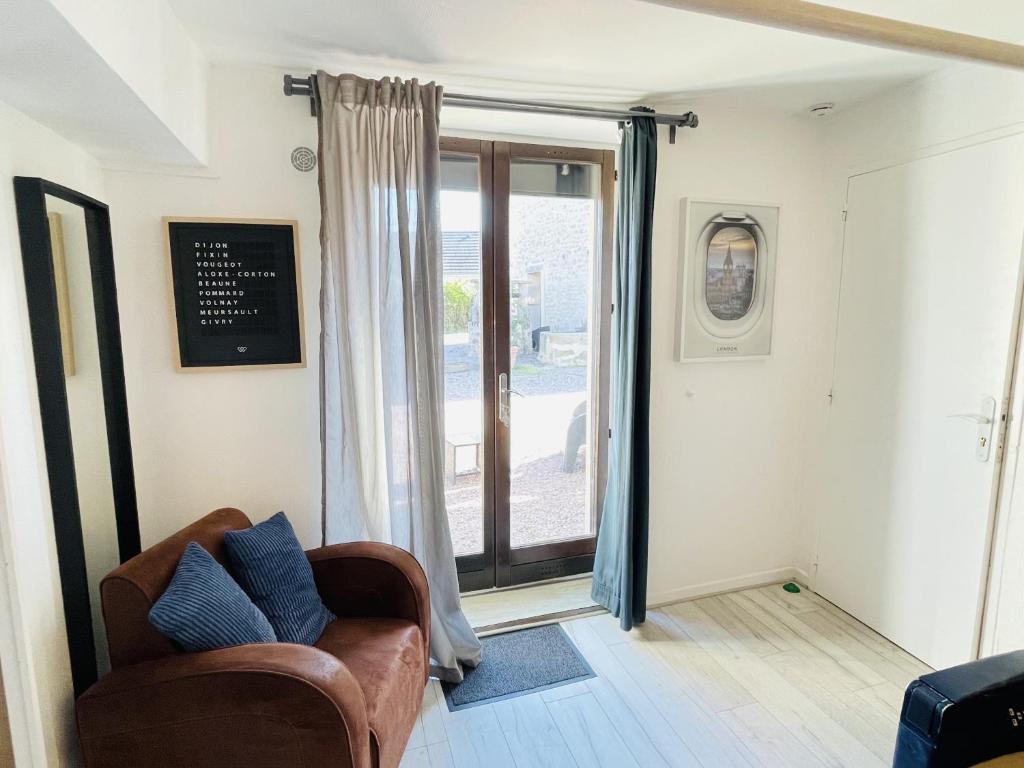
(315, 72, 481, 682)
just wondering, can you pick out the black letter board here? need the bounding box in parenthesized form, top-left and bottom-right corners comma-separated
(165, 218, 304, 369)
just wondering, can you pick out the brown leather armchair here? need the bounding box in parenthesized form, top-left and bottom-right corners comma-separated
(76, 508, 430, 768)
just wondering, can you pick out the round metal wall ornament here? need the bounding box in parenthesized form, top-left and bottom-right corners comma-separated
(291, 146, 316, 172)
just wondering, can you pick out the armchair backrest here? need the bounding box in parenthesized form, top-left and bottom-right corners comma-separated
(100, 507, 252, 669)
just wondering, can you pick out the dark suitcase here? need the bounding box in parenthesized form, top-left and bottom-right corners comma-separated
(894, 650, 1024, 767)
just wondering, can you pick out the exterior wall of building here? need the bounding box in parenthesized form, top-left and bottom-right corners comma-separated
(509, 196, 596, 336)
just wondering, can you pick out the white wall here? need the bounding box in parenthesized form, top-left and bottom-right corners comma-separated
(0, 99, 107, 767)
(823, 65, 1024, 174)
(645, 100, 835, 604)
(46, 0, 209, 164)
(103, 65, 323, 548)
(0, 0, 208, 168)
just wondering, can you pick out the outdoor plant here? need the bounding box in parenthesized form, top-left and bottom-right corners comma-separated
(444, 280, 474, 333)
(509, 285, 533, 362)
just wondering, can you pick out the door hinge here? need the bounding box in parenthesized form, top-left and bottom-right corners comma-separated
(841, 209, 848, 222)
(614, 169, 619, 182)
(608, 428, 612, 439)
(826, 390, 834, 405)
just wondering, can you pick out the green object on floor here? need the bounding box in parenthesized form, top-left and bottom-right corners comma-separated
(782, 582, 801, 594)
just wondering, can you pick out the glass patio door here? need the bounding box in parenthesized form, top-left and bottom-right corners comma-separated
(441, 138, 614, 591)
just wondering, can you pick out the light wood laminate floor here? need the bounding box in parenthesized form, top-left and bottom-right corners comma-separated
(401, 584, 930, 767)
(461, 577, 597, 632)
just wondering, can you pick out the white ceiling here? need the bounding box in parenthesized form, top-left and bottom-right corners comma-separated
(168, 0, 1024, 112)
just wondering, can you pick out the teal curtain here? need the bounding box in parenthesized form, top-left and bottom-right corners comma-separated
(591, 109, 657, 631)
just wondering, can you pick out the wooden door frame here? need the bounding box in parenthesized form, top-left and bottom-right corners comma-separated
(441, 138, 615, 591)
(497, 142, 615, 586)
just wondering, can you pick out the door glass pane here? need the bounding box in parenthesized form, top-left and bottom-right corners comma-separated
(508, 159, 601, 549)
(441, 155, 485, 557)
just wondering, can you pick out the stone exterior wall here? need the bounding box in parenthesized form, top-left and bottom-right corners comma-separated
(509, 195, 596, 336)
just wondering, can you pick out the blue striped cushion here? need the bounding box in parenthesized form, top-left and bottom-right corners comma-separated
(224, 512, 335, 645)
(148, 542, 277, 652)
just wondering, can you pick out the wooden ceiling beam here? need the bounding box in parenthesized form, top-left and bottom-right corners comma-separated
(642, 0, 1024, 70)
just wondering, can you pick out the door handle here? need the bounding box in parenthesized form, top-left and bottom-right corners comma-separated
(498, 373, 511, 427)
(946, 414, 992, 425)
(947, 396, 997, 462)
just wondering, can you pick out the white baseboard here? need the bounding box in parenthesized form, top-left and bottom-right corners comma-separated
(646, 566, 810, 608)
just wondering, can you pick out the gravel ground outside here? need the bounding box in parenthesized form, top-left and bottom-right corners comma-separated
(445, 451, 592, 556)
(444, 351, 588, 400)
(444, 352, 594, 556)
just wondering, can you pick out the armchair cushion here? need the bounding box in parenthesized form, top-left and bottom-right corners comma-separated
(225, 511, 335, 645)
(307, 540, 431, 676)
(148, 542, 277, 652)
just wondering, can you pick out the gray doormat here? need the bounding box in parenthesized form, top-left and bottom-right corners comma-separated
(442, 624, 595, 711)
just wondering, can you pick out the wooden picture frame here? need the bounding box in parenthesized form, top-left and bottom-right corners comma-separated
(163, 217, 305, 371)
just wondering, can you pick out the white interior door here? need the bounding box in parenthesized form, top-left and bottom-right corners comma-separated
(816, 134, 1024, 670)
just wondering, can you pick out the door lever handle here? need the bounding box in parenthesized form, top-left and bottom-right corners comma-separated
(498, 373, 511, 427)
(948, 396, 997, 462)
(946, 413, 993, 425)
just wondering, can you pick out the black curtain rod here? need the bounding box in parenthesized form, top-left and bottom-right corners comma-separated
(283, 75, 698, 143)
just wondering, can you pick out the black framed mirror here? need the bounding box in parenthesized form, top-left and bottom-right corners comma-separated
(13, 177, 141, 697)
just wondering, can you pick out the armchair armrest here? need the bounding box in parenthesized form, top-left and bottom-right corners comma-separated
(307, 542, 430, 674)
(76, 643, 371, 768)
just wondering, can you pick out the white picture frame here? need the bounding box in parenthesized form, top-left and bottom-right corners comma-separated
(676, 197, 780, 362)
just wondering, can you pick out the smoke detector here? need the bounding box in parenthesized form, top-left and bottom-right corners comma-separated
(809, 102, 836, 118)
